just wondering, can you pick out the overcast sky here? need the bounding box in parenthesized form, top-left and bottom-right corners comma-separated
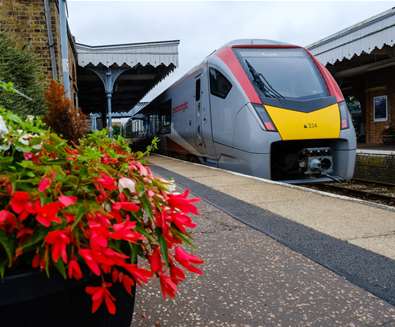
(67, 1, 393, 102)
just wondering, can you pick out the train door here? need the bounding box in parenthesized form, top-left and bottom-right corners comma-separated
(208, 67, 233, 146)
(194, 75, 206, 154)
(194, 71, 216, 158)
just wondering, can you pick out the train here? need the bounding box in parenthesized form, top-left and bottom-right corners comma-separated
(123, 39, 356, 183)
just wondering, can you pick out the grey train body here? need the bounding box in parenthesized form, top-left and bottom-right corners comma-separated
(127, 39, 356, 183)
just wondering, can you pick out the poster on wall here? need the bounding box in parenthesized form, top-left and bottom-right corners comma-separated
(373, 95, 388, 122)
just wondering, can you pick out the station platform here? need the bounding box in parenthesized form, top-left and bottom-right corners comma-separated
(357, 144, 395, 155)
(133, 154, 395, 326)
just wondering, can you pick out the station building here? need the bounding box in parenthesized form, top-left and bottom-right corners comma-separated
(0, 0, 179, 130)
(308, 7, 395, 146)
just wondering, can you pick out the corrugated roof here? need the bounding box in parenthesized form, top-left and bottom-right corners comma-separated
(76, 40, 179, 67)
(307, 7, 395, 65)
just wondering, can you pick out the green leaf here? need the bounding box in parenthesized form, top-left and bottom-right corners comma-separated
(0, 231, 15, 267)
(0, 259, 6, 278)
(71, 205, 87, 230)
(158, 234, 170, 267)
(140, 196, 153, 220)
(26, 171, 35, 178)
(172, 228, 194, 247)
(135, 225, 155, 243)
(55, 259, 67, 279)
(129, 243, 138, 264)
(18, 160, 36, 169)
(21, 228, 47, 251)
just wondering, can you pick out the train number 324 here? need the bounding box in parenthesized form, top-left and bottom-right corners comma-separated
(304, 122, 318, 128)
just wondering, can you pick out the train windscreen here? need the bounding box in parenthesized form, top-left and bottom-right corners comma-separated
(235, 48, 328, 100)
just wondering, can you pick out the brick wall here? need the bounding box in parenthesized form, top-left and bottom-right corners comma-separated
(0, 0, 78, 102)
(363, 67, 395, 145)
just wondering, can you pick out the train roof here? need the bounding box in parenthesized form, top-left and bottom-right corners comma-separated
(222, 39, 289, 47)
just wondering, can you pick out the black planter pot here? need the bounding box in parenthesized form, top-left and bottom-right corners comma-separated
(0, 271, 135, 327)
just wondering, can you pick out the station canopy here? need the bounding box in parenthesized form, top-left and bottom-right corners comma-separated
(307, 7, 395, 78)
(76, 40, 179, 118)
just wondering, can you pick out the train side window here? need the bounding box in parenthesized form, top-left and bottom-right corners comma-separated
(209, 68, 232, 99)
(195, 79, 201, 101)
(159, 99, 172, 134)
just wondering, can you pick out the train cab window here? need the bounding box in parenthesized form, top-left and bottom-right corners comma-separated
(195, 79, 201, 101)
(209, 68, 232, 99)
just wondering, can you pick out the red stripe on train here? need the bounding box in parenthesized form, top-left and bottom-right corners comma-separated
(216, 47, 261, 104)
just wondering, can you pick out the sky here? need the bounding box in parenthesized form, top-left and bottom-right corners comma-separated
(67, 1, 393, 102)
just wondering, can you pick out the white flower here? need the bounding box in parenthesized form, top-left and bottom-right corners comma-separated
(118, 177, 136, 193)
(167, 181, 176, 193)
(32, 143, 42, 150)
(103, 201, 112, 212)
(18, 133, 33, 145)
(0, 142, 10, 151)
(0, 115, 8, 138)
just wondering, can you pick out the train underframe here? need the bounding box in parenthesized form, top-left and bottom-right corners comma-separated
(270, 139, 354, 182)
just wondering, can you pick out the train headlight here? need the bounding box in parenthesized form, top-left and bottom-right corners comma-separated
(253, 104, 277, 132)
(339, 101, 350, 129)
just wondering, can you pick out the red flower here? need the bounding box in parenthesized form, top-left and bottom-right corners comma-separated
(38, 176, 52, 192)
(35, 201, 62, 227)
(101, 154, 118, 165)
(9, 192, 35, 221)
(113, 269, 135, 294)
(16, 227, 33, 240)
(96, 173, 117, 191)
(88, 222, 109, 249)
(112, 202, 139, 212)
(44, 228, 71, 263)
(59, 195, 77, 207)
(85, 282, 116, 315)
(129, 161, 151, 177)
(100, 248, 129, 266)
(148, 247, 162, 273)
(23, 152, 33, 160)
(68, 258, 83, 280)
(122, 263, 152, 285)
(170, 264, 186, 285)
(171, 212, 197, 233)
(121, 275, 134, 294)
(0, 210, 16, 229)
(79, 249, 101, 276)
(155, 210, 170, 232)
(168, 190, 199, 215)
(111, 221, 144, 243)
(174, 247, 203, 275)
(32, 253, 43, 269)
(159, 273, 177, 299)
(63, 213, 75, 223)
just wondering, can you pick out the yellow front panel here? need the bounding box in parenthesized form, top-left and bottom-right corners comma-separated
(265, 104, 340, 140)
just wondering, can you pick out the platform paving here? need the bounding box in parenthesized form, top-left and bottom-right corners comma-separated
(133, 199, 395, 326)
(144, 155, 395, 308)
(149, 155, 395, 260)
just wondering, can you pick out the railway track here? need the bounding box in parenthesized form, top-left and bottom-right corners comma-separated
(305, 179, 395, 207)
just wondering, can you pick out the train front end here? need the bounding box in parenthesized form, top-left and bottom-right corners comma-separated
(231, 43, 356, 183)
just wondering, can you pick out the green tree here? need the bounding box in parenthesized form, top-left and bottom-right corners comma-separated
(0, 32, 46, 116)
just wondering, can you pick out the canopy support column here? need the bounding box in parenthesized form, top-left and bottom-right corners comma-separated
(88, 67, 128, 137)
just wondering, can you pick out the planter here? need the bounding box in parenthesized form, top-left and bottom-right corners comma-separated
(0, 271, 135, 327)
(383, 134, 395, 145)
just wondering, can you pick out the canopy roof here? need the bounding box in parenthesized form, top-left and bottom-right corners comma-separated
(76, 40, 179, 68)
(76, 40, 179, 115)
(307, 7, 395, 65)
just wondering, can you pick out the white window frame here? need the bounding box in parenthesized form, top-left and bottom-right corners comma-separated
(373, 95, 388, 122)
